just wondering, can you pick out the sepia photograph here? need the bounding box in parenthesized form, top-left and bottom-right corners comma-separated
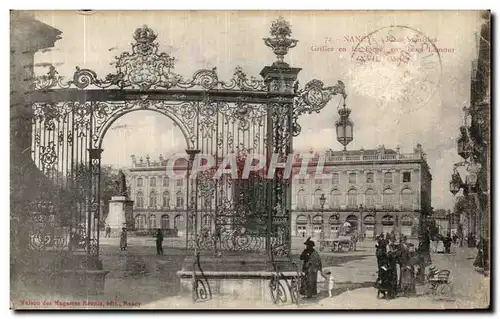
(9, 9, 491, 310)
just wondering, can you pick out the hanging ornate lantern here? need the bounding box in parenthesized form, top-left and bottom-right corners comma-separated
(457, 126, 472, 160)
(466, 158, 482, 191)
(449, 170, 463, 195)
(336, 106, 353, 150)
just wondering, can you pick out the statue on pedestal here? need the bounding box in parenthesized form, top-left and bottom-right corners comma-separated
(115, 170, 128, 197)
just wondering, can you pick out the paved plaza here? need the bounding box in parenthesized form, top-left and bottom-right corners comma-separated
(12, 236, 490, 309)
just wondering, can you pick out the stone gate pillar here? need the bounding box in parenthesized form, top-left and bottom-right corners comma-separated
(10, 12, 62, 290)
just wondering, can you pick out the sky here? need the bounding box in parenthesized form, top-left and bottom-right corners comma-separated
(31, 10, 484, 211)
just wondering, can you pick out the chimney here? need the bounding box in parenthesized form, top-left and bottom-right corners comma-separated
(131, 155, 136, 165)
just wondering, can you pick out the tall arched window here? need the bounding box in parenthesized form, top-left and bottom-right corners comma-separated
(347, 189, 357, 208)
(163, 176, 169, 187)
(150, 177, 156, 187)
(136, 192, 144, 208)
(148, 214, 157, 229)
(137, 177, 143, 187)
(161, 214, 170, 229)
(149, 191, 157, 208)
(384, 172, 393, 184)
(297, 189, 308, 209)
(135, 214, 146, 229)
(383, 188, 395, 209)
(365, 188, 376, 209)
(176, 191, 184, 208)
(401, 188, 413, 210)
(330, 189, 341, 209)
(313, 189, 324, 209)
(162, 191, 170, 208)
(174, 214, 184, 228)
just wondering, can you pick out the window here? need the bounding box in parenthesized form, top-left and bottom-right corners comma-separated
(332, 173, 339, 185)
(297, 190, 308, 208)
(176, 179, 183, 187)
(384, 172, 393, 184)
(148, 214, 156, 229)
(313, 189, 325, 209)
(366, 172, 374, 183)
(135, 215, 146, 230)
(162, 191, 170, 207)
(299, 178, 306, 184)
(401, 188, 413, 209)
(174, 214, 184, 228)
(150, 177, 156, 187)
(365, 188, 376, 208)
(176, 191, 184, 208)
(136, 192, 144, 208)
(348, 173, 356, 184)
(161, 215, 170, 229)
(330, 189, 341, 209)
(383, 188, 395, 209)
(163, 177, 170, 187)
(347, 189, 357, 208)
(315, 179, 322, 185)
(149, 191, 157, 207)
(137, 177, 143, 187)
(403, 172, 411, 183)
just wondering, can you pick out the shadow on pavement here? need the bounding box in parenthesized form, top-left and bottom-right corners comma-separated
(299, 281, 375, 305)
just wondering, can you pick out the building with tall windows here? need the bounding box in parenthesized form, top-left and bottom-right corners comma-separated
(126, 143, 432, 240)
(290, 144, 432, 240)
(128, 154, 189, 237)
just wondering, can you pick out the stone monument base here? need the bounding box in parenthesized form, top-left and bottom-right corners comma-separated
(175, 253, 300, 304)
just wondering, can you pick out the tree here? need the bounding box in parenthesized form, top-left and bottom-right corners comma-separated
(45, 163, 120, 227)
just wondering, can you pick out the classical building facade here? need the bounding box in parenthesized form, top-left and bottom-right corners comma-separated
(128, 154, 189, 236)
(126, 144, 432, 240)
(290, 145, 432, 240)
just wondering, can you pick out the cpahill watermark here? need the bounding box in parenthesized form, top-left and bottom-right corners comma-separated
(166, 152, 335, 180)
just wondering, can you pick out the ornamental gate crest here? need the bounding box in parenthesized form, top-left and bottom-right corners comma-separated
(27, 17, 347, 302)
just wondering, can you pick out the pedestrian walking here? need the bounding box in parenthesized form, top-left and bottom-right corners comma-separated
(120, 227, 127, 251)
(105, 225, 111, 238)
(155, 228, 164, 255)
(443, 232, 452, 254)
(299, 237, 323, 299)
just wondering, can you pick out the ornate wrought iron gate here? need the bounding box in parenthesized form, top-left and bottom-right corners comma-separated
(27, 17, 346, 302)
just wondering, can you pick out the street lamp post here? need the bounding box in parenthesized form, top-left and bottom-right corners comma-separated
(320, 193, 326, 240)
(359, 204, 364, 241)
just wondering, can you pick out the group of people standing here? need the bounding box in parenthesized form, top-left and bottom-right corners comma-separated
(375, 233, 420, 299)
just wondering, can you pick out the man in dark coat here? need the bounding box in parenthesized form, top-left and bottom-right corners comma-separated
(155, 228, 164, 255)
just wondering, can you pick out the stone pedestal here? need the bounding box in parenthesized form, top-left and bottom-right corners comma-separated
(106, 196, 134, 235)
(176, 253, 300, 304)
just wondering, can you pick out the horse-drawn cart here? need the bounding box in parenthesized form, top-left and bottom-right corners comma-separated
(319, 236, 354, 252)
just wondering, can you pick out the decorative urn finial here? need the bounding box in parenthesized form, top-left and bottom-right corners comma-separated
(263, 16, 298, 65)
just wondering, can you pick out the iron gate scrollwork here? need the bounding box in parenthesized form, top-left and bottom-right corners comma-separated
(28, 17, 348, 303)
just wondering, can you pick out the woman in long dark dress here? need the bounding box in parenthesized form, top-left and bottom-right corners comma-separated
(399, 240, 417, 296)
(385, 242, 399, 299)
(300, 237, 323, 298)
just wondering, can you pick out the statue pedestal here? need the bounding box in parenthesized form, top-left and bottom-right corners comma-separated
(106, 196, 134, 236)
